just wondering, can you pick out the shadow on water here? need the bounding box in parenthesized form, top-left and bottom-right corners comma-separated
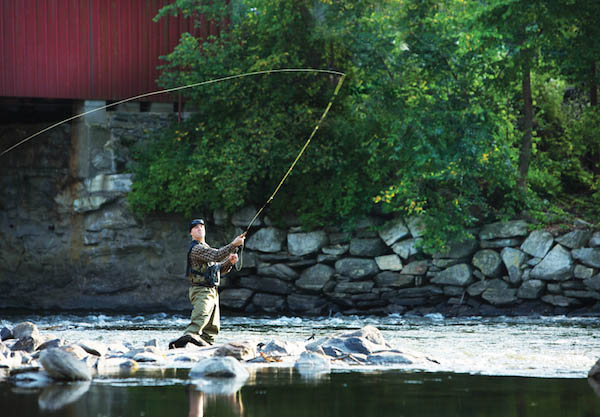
(1, 368, 599, 417)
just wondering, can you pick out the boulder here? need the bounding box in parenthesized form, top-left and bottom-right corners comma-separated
(295, 264, 335, 293)
(520, 230, 554, 259)
(400, 260, 429, 275)
(246, 228, 286, 253)
(190, 357, 249, 379)
(517, 280, 545, 299)
(294, 351, 331, 374)
(252, 293, 286, 313)
(530, 245, 573, 281)
(231, 206, 261, 227)
(334, 281, 375, 294)
(584, 275, 600, 291)
(0, 327, 12, 341)
(433, 239, 479, 259)
(467, 278, 507, 297)
(590, 232, 600, 248)
(335, 258, 379, 280)
(257, 263, 299, 281)
(287, 231, 328, 256)
(480, 238, 523, 249)
(77, 340, 107, 357)
(306, 326, 390, 358)
(479, 220, 529, 240)
(374, 272, 414, 288)
(482, 288, 518, 306)
(391, 238, 421, 259)
(406, 216, 426, 238)
(367, 352, 414, 365)
(374, 255, 403, 271)
(377, 219, 410, 246)
(556, 230, 592, 249)
(214, 342, 256, 361)
(259, 340, 304, 357)
(472, 249, 503, 277)
(322, 244, 349, 256)
(239, 276, 293, 295)
(219, 289, 254, 310)
(12, 322, 40, 340)
(431, 264, 473, 287)
(574, 265, 595, 280)
(501, 247, 528, 283)
(541, 294, 577, 307)
(286, 294, 325, 313)
(39, 348, 92, 381)
(11, 336, 41, 353)
(572, 248, 600, 268)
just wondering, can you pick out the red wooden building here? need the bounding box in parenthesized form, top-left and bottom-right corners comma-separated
(0, 0, 216, 102)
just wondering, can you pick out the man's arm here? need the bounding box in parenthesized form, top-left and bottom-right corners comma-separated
(190, 233, 246, 263)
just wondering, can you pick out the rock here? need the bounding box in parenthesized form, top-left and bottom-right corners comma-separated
(39, 348, 92, 381)
(294, 351, 331, 374)
(479, 220, 529, 240)
(517, 279, 545, 299)
(239, 276, 293, 295)
(335, 258, 379, 280)
(377, 219, 410, 246)
(589, 358, 600, 379)
(584, 275, 600, 291)
(214, 342, 256, 361)
(431, 264, 473, 287)
(530, 245, 573, 281)
(574, 265, 595, 280)
(472, 249, 503, 277)
(391, 238, 421, 259)
(287, 294, 326, 313)
(219, 289, 254, 310)
(36, 339, 66, 352)
(501, 247, 528, 283)
(256, 263, 299, 281)
(287, 231, 328, 256)
(11, 336, 40, 353)
(133, 352, 164, 363)
(433, 239, 479, 259)
(520, 230, 554, 259)
(295, 264, 335, 293)
(556, 230, 592, 249)
(349, 237, 387, 257)
(1, 327, 12, 341)
(77, 340, 107, 357)
(572, 248, 600, 268)
(563, 290, 600, 300)
(367, 351, 414, 365)
(306, 326, 390, 357)
(590, 232, 600, 248)
(406, 216, 426, 238)
(480, 279, 517, 306)
(85, 173, 132, 193)
(322, 244, 349, 256)
(259, 340, 304, 357)
(190, 356, 249, 379)
(245, 227, 286, 253)
(480, 238, 523, 248)
(541, 295, 577, 307)
(334, 281, 375, 294)
(252, 293, 286, 313)
(375, 255, 403, 271)
(400, 260, 429, 275)
(13, 322, 40, 340)
(231, 206, 261, 227)
(374, 272, 414, 288)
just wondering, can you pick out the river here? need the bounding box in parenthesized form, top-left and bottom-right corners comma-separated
(1, 312, 599, 416)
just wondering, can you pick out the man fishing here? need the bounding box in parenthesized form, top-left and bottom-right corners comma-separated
(169, 219, 246, 349)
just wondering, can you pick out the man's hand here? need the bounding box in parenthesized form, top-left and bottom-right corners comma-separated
(228, 253, 239, 264)
(232, 232, 246, 247)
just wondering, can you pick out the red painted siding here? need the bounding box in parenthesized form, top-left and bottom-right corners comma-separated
(0, 0, 217, 101)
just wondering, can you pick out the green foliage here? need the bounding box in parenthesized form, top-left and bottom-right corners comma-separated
(129, 0, 600, 251)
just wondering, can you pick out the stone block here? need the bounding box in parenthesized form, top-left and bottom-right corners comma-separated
(530, 245, 573, 281)
(375, 255, 403, 271)
(517, 280, 545, 299)
(520, 230, 554, 259)
(335, 258, 379, 280)
(431, 264, 473, 287)
(391, 238, 421, 259)
(472, 249, 503, 277)
(246, 228, 286, 253)
(479, 220, 529, 240)
(400, 260, 429, 275)
(556, 230, 592, 249)
(288, 231, 328, 256)
(572, 248, 600, 268)
(377, 218, 409, 246)
(349, 238, 387, 257)
(374, 272, 414, 288)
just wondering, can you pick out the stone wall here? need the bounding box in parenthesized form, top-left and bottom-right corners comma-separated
(1, 104, 599, 316)
(216, 215, 600, 317)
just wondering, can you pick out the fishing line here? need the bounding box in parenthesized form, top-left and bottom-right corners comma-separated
(0, 68, 345, 157)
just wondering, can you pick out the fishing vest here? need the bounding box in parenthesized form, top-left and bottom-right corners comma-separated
(186, 240, 220, 287)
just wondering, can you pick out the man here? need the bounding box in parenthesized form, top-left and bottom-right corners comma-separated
(169, 219, 246, 349)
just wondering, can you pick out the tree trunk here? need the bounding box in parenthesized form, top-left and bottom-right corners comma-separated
(518, 54, 534, 190)
(591, 62, 598, 107)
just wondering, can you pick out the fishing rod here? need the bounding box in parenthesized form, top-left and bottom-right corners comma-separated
(0, 68, 346, 269)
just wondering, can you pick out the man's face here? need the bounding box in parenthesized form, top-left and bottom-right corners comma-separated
(190, 223, 206, 241)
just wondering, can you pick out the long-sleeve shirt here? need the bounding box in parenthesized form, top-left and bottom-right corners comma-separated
(189, 241, 236, 276)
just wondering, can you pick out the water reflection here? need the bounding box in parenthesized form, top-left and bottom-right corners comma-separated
(37, 381, 90, 411)
(188, 384, 245, 417)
